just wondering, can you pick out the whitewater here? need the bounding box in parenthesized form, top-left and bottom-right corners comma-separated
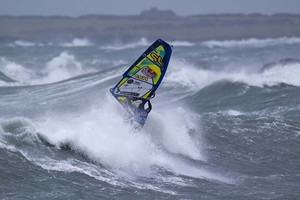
(1, 37, 300, 199)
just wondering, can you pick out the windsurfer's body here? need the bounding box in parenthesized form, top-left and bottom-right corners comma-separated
(125, 97, 152, 128)
(110, 88, 153, 128)
(109, 39, 172, 129)
(132, 99, 152, 127)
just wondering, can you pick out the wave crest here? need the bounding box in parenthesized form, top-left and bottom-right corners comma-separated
(100, 38, 149, 51)
(165, 58, 300, 91)
(0, 52, 95, 86)
(62, 38, 94, 47)
(203, 37, 300, 48)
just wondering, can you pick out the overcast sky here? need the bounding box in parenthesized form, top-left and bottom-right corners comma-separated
(0, 0, 300, 16)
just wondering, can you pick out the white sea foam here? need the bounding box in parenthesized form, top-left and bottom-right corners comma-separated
(222, 110, 244, 116)
(0, 52, 96, 86)
(165, 58, 300, 91)
(100, 38, 194, 51)
(8, 40, 44, 47)
(32, 156, 178, 194)
(34, 93, 232, 184)
(164, 58, 221, 91)
(62, 38, 93, 47)
(170, 41, 195, 47)
(203, 37, 300, 48)
(90, 58, 127, 66)
(8, 39, 93, 47)
(39, 51, 92, 84)
(100, 38, 149, 51)
(228, 62, 300, 87)
(0, 57, 33, 85)
(148, 107, 204, 161)
(256, 63, 300, 86)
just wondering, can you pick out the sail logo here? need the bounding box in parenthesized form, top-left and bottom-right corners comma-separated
(127, 79, 141, 86)
(134, 74, 148, 81)
(150, 52, 164, 66)
(142, 67, 157, 79)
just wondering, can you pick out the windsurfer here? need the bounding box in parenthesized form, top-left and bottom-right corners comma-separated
(123, 97, 152, 127)
(133, 99, 152, 127)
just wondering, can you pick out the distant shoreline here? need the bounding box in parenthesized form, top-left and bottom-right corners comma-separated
(1, 12, 300, 42)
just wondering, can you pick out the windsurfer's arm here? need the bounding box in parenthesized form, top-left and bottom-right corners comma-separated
(146, 100, 152, 113)
(151, 92, 155, 99)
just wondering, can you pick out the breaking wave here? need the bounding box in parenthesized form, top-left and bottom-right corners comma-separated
(171, 41, 195, 47)
(40, 51, 94, 83)
(0, 93, 232, 185)
(0, 52, 95, 86)
(0, 57, 32, 85)
(165, 58, 300, 91)
(100, 38, 197, 51)
(1, 36, 300, 199)
(100, 38, 150, 51)
(61, 38, 94, 47)
(8, 40, 44, 47)
(202, 37, 300, 48)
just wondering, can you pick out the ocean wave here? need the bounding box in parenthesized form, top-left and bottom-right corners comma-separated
(0, 52, 96, 86)
(7, 38, 94, 48)
(33, 94, 232, 184)
(165, 58, 300, 91)
(8, 40, 44, 47)
(61, 38, 94, 47)
(164, 58, 221, 91)
(90, 58, 127, 67)
(40, 51, 94, 83)
(219, 110, 245, 116)
(257, 62, 300, 86)
(0, 57, 33, 85)
(0, 70, 16, 83)
(100, 38, 149, 51)
(100, 38, 195, 51)
(202, 37, 300, 48)
(170, 41, 195, 47)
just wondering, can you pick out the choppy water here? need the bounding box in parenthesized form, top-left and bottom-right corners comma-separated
(1, 37, 300, 199)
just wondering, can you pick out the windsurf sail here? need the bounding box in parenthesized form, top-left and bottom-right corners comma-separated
(110, 39, 172, 108)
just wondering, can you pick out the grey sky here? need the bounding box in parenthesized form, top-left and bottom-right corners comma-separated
(0, 0, 300, 16)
